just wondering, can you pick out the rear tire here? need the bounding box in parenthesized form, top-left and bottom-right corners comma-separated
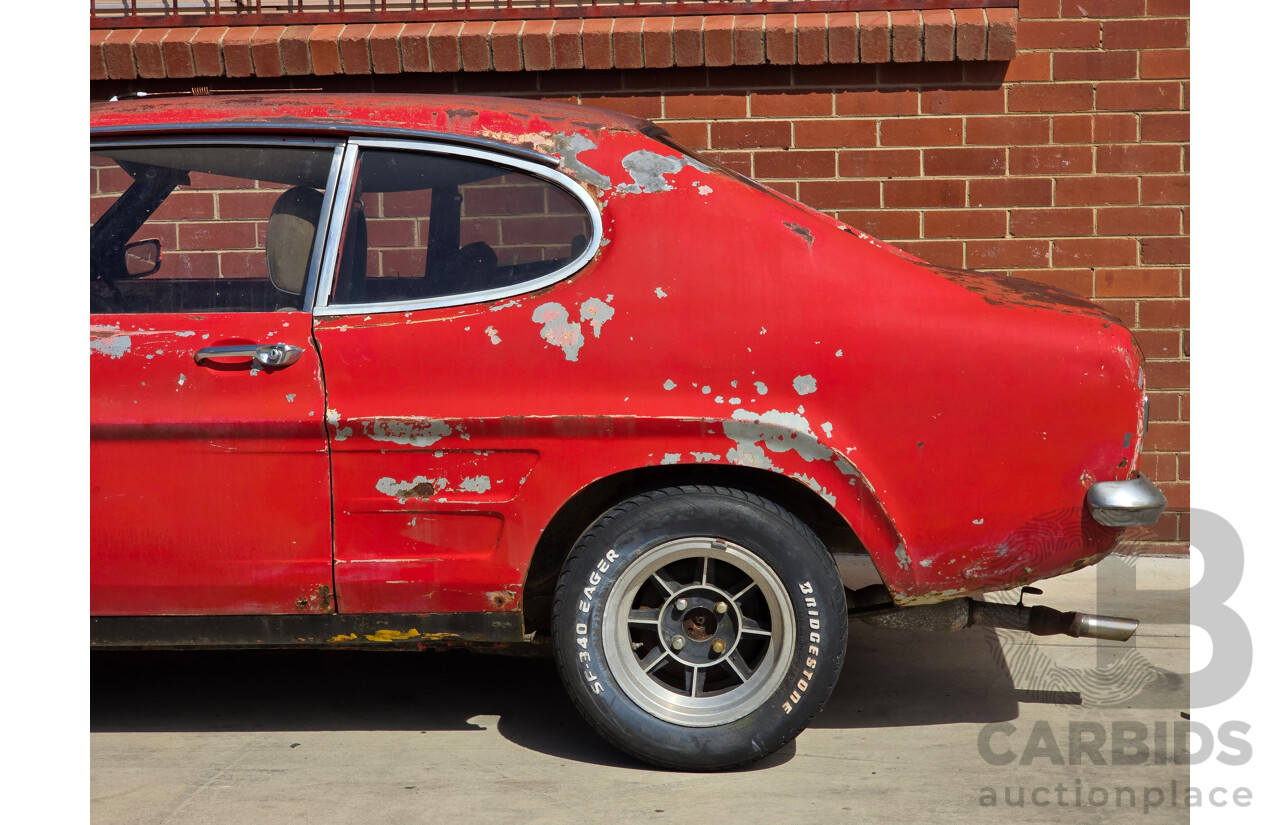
(551, 485, 847, 770)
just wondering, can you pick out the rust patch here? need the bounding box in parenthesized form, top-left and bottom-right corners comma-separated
(487, 590, 518, 609)
(925, 264, 1119, 322)
(295, 584, 333, 612)
(783, 221, 814, 248)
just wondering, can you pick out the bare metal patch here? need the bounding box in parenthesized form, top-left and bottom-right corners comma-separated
(458, 475, 492, 494)
(552, 133, 611, 190)
(90, 335, 131, 359)
(579, 297, 615, 338)
(376, 475, 441, 502)
(363, 417, 452, 447)
(533, 301, 586, 361)
(783, 221, 814, 248)
(793, 375, 818, 395)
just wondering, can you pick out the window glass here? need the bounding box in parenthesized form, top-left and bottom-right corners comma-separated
(90, 144, 336, 314)
(331, 149, 592, 305)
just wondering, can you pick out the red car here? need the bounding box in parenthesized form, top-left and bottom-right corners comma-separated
(91, 93, 1165, 770)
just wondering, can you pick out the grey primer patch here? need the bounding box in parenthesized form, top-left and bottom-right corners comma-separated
(458, 475, 492, 494)
(691, 452, 721, 463)
(90, 335, 131, 359)
(660, 453, 682, 465)
(363, 418, 452, 447)
(894, 542, 911, 572)
(579, 297, 615, 338)
(285, 393, 296, 402)
(174, 330, 196, 338)
(376, 476, 439, 502)
(533, 301, 585, 361)
(722, 409, 833, 471)
(754, 381, 768, 395)
(617, 150, 706, 194)
(552, 133, 611, 190)
(663, 379, 677, 391)
(793, 375, 818, 395)
(783, 221, 814, 248)
(326, 409, 354, 441)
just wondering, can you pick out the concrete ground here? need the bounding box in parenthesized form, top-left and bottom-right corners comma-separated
(91, 556, 1190, 824)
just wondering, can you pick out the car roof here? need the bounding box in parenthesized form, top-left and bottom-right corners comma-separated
(90, 93, 652, 159)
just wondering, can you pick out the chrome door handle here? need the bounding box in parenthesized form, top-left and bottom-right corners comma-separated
(194, 343, 304, 368)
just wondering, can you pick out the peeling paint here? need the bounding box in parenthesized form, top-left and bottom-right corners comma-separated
(579, 297, 615, 338)
(617, 149, 690, 194)
(894, 541, 912, 572)
(458, 475, 492, 494)
(328, 633, 358, 642)
(754, 381, 768, 395)
(660, 452, 682, 465)
(793, 375, 818, 395)
(697, 184, 713, 196)
(326, 409, 354, 441)
(552, 133, 612, 190)
(654, 287, 668, 298)
(821, 422, 833, 438)
(376, 475, 440, 502)
(792, 473, 837, 506)
(365, 628, 421, 642)
(174, 330, 195, 338)
(177, 374, 187, 387)
(973, 518, 985, 525)
(691, 452, 721, 463)
(363, 417, 452, 447)
(485, 326, 502, 345)
(533, 301, 585, 361)
(723, 408, 833, 470)
(663, 379, 677, 391)
(90, 335, 131, 359)
(285, 393, 296, 402)
(783, 221, 815, 248)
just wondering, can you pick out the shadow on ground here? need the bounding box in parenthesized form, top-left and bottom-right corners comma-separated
(91, 624, 1018, 765)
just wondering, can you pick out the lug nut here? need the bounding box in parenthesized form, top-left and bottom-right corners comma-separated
(715, 601, 728, 614)
(711, 639, 726, 654)
(675, 598, 689, 611)
(671, 635, 686, 651)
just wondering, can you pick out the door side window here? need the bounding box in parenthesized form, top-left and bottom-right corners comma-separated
(329, 148, 594, 307)
(90, 144, 338, 314)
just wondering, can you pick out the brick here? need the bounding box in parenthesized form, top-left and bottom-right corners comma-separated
(710, 120, 790, 149)
(897, 240, 965, 268)
(1094, 114, 1139, 143)
(1142, 49, 1189, 80)
(1141, 237, 1189, 266)
(922, 10, 955, 62)
(1104, 19, 1188, 50)
(191, 27, 226, 77)
(1097, 81, 1181, 112)
(837, 210, 921, 240)
(1061, 0, 1145, 18)
(838, 148, 920, 178)
(1142, 175, 1189, 205)
(966, 116, 1051, 145)
(1018, 20, 1099, 50)
(456, 22, 492, 72)
(795, 119, 877, 149)
(279, 25, 315, 75)
(104, 29, 139, 80)
(921, 88, 1005, 115)
(308, 25, 344, 76)
(1096, 268, 1181, 298)
(369, 23, 404, 74)
(693, 19, 735, 69)
(520, 20, 552, 72)
(160, 28, 198, 79)
(1097, 144, 1182, 174)
(798, 180, 882, 209)
(751, 91, 832, 118)
(765, 14, 796, 65)
(733, 15, 766, 66)
(1145, 359, 1188, 390)
(985, 8, 1017, 61)
(336, 23, 373, 74)
(835, 89, 917, 116)
(967, 240, 1050, 269)
(1055, 176, 1139, 206)
(754, 150, 836, 179)
(884, 178, 965, 208)
(795, 13, 828, 65)
(1019, 0, 1062, 19)
(397, 23, 430, 72)
(1005, 51, 1052, 83)
(1148, 0, 1191, 14)
(669, 17, 700, 68)
(826, 13, 857, 64)
(132, 29, 167, 79)
(923, 147, 1006, 176)
(1094, 299, 1137, 327)
(1098, 206, 1182, 236)
(1010, 146, 1093, 175)
(1053, 238, 1138, 267)
(580, 95, 661, 120)
(1009, 208, 1095, 237)
(1052, 114, 1092, 144)
(665, 93, 747, 119)
(638, 17, 672, 69)
(90, 29, 109, 81)
(661, 121, 708, 149)
(859, 11, 891, 63)
(953, 9, 986, 61)
(611, 20, 644, 70)
(969, 177, 1053, 207)
(249, 26, 286, 78)
(1054, 51, 1137, 81)
(1009, 83, 1093, 113)
(551, 20, 583, 71)
(890, 11, 923, 63)
(880, 117, 963, 147)
(221, 27, 256, 77)
(1139, 299, 1189, 328)
(1014, 268, 1093, 297)
(490, 21, 524, 72)
(1132, 329, 1181, 360)
(924, 209, 1007, 238)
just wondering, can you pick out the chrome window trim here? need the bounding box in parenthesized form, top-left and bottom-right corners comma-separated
(90, 136, 345, 315)
(312, 137, 603, 318)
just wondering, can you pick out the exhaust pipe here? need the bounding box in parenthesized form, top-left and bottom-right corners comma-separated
(849, 586, 1139, 642)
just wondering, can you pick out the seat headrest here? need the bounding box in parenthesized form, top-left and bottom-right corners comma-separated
(266, 187, 323, 296)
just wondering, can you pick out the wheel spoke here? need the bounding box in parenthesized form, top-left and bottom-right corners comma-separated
(686, 665, 706, 697)
(726, 650, 753, 684)
(650, 568, 682, 595)
(740, 616, 773, 637)
(732, 581, 758, 601)
(700, 555, 711, 585)
(628, 608, 660, 625)
(640, 646, 668, 673)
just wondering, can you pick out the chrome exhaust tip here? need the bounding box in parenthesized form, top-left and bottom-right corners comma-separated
(1070, 613, 1140, 642)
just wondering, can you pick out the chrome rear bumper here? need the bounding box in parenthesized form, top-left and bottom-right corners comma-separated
(1087, 473, 1167, 527)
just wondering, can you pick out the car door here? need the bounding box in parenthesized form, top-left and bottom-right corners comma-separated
(90, 139, 344, 615)
(311, 139, 600, 615)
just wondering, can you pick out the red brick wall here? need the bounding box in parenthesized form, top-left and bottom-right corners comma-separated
(91, 0, 1190, 552)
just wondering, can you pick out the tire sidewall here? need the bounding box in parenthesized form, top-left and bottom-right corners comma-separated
(553, 489, 846, 769)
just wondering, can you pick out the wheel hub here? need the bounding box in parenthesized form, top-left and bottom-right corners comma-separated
(661, 589, 739, 664)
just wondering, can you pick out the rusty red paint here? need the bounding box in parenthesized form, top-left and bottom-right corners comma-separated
(91, 93, 1150, 621)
